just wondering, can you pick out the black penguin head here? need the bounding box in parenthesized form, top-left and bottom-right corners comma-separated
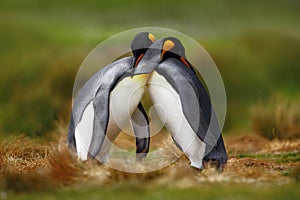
(161, 37, 191, 68)
(133, 36, 191, 75)
(130, 32, 156, 67)
(132, 38, 165, 75)
(161, 37, 185, 57)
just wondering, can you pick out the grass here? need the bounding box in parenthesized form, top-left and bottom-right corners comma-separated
(295, 166, 300, 182)
(237, 152, 300, 164)
(0, 135, 49, 174)
(0, 126, 299, 198)
(6, 184, 300, 200)
(251, 95, 300, 140)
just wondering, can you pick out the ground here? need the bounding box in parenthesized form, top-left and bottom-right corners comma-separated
(0, 128, 299, 199)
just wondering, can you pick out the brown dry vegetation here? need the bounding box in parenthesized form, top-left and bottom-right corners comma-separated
(251, 95, 300, 140)
(1, 125, 299, 192)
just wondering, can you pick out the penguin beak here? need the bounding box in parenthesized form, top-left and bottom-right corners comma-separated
(132, 52, 161, 75)
(132, 58, 160, 76)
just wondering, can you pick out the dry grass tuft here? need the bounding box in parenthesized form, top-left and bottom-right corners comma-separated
(251, 94, 300, 140)
(47, 135, 86, 186)
(226, 134, 300, 155)
(260, 139, 300, 154)
(0, 135, 49, 175)
(0, 135, 50, 191)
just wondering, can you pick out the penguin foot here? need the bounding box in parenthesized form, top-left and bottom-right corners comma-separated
(136, 152, 147, 161)
(136, 146, 149, 161)
(203, 150, 227, 172)
(203, 159, 226, 172)
(203, 135, 228, 171)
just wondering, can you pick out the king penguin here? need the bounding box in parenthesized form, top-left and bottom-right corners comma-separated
(67, 32, 156, 162)
(133, 37, 227, 170)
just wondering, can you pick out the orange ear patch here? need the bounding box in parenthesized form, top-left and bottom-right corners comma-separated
(163, 40, 175, 51)
(162, 40, 175, 57)
(148, 33, 156, 43)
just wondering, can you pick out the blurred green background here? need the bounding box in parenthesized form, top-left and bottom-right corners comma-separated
(0, 0, 299, 137)
(1, 0, 300, 199)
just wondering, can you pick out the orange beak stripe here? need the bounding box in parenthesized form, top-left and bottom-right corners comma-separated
(134, 53, 144, 67)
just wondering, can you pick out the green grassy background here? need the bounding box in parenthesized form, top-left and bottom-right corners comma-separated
(1, 0, 299, 136)
(0, 0, 300, 198)
(1, 0, 299, 135)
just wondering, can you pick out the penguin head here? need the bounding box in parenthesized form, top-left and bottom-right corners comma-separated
(132, 38, 170, 75)
(161, 37, 191, 68)
(133, 37, 191, 75)
(130, 32, 156, 67)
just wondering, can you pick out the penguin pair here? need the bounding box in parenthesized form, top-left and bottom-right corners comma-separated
(68, 32, 227, 170)
(68, 32, 156, 162)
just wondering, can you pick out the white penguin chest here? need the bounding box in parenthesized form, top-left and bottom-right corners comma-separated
(148, 71, 206, 168)
(109, 75, 147, 130)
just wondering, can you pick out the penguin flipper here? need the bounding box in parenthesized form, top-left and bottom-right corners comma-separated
(131, 102, 150, 160)
(88, 91, 110, 159)
(67, 114, 76, 151)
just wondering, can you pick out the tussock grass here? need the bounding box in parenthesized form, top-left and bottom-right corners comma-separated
(0, 120, 299, 191)
(251, 95, 300, 140)
(0, 135, 50, 191)
(47, 135, 86, 186)
(1, 131, 300, 192)
(0, 135, 49, 175)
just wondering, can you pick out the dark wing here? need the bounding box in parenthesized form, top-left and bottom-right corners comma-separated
(87, 57, 137, 158)
(68, 57, 133, 158)
(67, 114, 76, 150)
